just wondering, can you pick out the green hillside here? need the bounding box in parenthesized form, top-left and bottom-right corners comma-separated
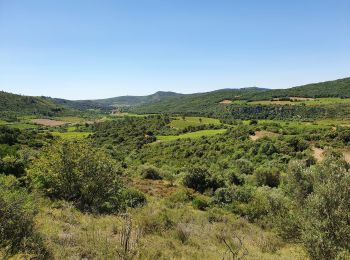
(0, 91, 65, 120)
(132, 78, 350, 119)
(44, 97, 110, 110)
(247, 77, 350, 100)
(91, 91, 182, 107)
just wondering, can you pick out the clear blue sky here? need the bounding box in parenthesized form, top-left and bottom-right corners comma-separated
(1, 0, 349, 99)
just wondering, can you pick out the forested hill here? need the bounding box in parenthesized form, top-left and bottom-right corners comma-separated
(133, 77, 350, 114)
(0, 91, 65, 119)
(248, 77, 350, 100)
(90, 91, 182, 107)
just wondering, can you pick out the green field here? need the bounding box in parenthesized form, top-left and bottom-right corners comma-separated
(111, 113, 152, 117)
(169, 116, 221, 129)
(51, 131, 93, 140)
(0, 122, 38, 129)
(157, 129, 226, 142)
(240, 119, 350, 131)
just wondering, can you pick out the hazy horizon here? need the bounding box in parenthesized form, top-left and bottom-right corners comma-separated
(1, 0, 350, 99)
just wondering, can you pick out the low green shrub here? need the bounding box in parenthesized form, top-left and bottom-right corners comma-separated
(0, 175, 48, 257)
(139, 164, 163, 180)
(192, 195, 210, 210)
(121, 188, 147, 208)
(183, 167, 221, 193)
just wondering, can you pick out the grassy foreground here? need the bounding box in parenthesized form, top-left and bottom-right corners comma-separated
(25, 191, 307, 260)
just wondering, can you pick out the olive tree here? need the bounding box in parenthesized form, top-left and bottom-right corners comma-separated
(29, 141, 126, 213)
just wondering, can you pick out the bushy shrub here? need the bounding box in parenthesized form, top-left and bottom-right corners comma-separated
(213, 185, 254, 206)
(227, 171, 245, 185)
(121, 188, 147, 208)
(0, 175, 48, 257)
(244, 186, 289, 224)
(235, 159, 254, 175)
(212, 187, 236, 205)
(302, 156, 350, 259)
(253, 166, 280, 187)
(29, 141, 125, 213)
(139, 164, 162, 180)
(192, 195, 210, 210)
(183, 167, 221, 193)
(0, 156, 26, 177)
(282, 160, 313, 205)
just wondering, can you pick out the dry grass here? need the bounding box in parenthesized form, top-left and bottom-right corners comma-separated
(250, 131, 280, 141)
(32, 197, 308, 259)
(131, 179, 178, 197)
(220, 99, 233, 104)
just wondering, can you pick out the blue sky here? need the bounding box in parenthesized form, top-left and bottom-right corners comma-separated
(0, 0, 350, 99)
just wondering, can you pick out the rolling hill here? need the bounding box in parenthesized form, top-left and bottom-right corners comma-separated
(0, 91, 64, 119)
(132, 77, 350, 116)
(1, 77, 349, 120)
(89, 91, 182, 107)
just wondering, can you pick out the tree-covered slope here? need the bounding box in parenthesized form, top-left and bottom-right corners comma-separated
(248, 77, 350, 100)
(44, 97, 110, 110)
(0, 91, 64, 119)
(133, 78, 350, 116)
(91, 91, 182, 107)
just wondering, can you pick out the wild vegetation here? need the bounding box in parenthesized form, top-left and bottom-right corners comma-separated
(1, 78, 350, 259)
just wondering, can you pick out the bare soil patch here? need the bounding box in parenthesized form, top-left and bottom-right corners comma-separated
(312, 147, 324, 162)
(341, 149, 350, 163)
(219, 99, 233, 104)
(250, 131, 279, 141)
(312, 147, 350, 163)
(32, 119, 67, 127)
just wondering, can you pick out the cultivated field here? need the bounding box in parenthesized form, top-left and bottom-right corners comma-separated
(32, 118, 67, 126)
(51, 131, 93, 140)
(169, 116, 221, 129)
(157, 129, 226, 142)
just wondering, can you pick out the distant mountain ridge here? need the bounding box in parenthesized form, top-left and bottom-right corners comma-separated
(90, 91, 182, 107)
(132, 77, 350, 114)
(1, 77, 350, 118)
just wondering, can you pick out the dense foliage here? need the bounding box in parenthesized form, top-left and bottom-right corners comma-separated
(0, 176, 48, 257)
(29, 141, 145, 213)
